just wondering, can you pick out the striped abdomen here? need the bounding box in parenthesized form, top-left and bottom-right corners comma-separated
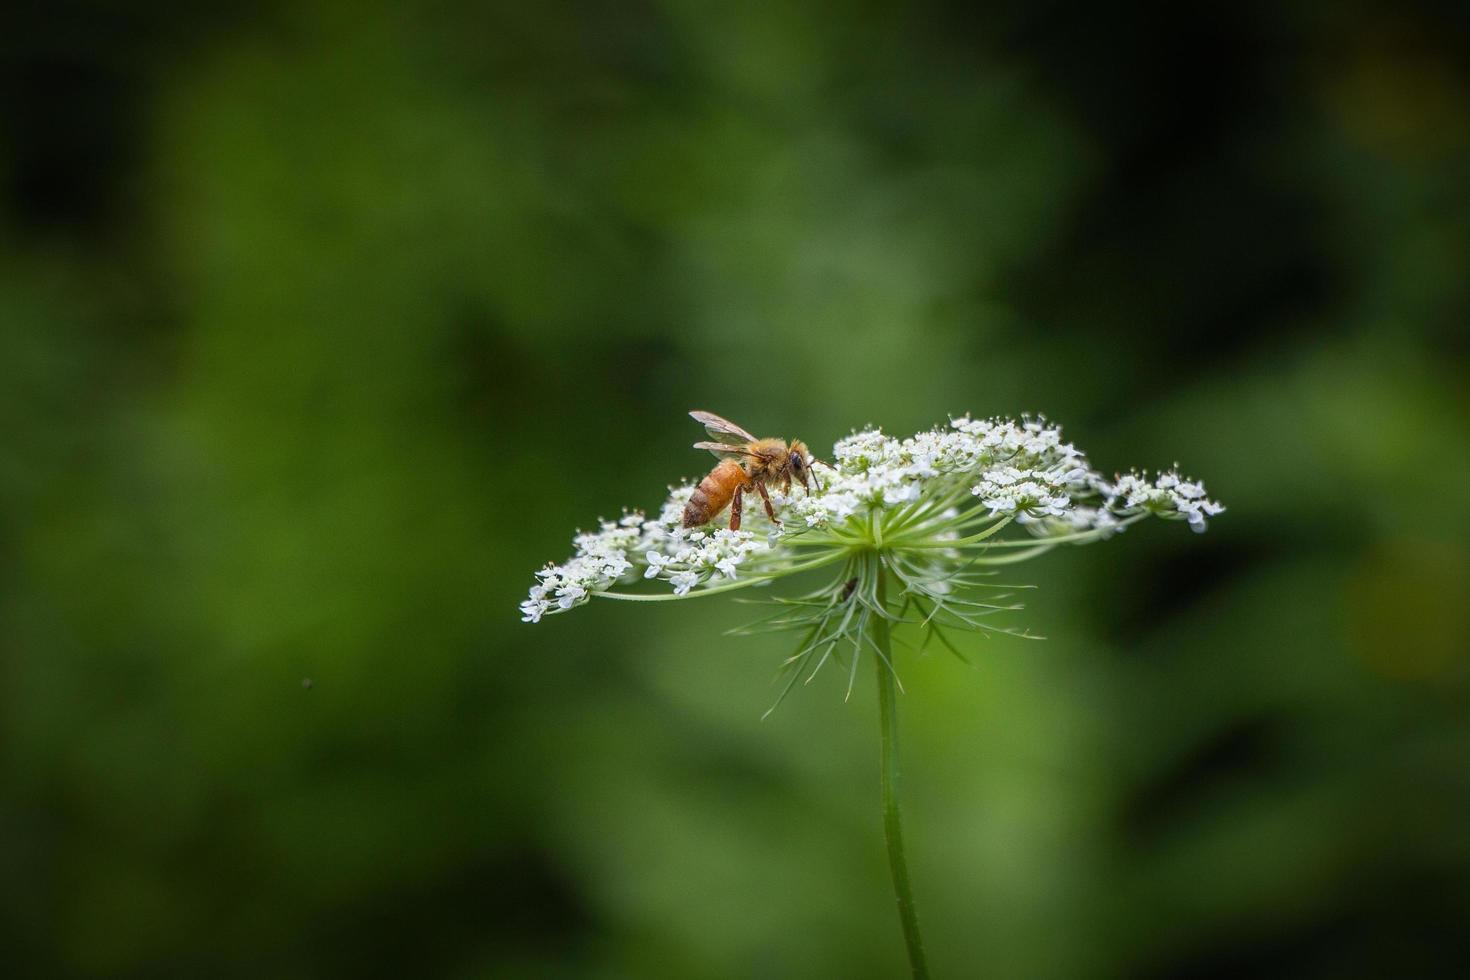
(682, 459, 746, 527)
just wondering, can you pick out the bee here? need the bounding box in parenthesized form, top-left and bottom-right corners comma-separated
(682, 410, 815, 531)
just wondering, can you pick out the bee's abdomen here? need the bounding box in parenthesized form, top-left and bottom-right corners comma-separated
(682, 459, 745, 527)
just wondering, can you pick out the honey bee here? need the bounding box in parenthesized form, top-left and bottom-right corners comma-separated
(682, 411, 815, 531)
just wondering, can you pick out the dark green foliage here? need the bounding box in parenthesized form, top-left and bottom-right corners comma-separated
(3, 2, 1469, 977)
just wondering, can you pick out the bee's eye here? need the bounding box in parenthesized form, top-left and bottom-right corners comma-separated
(791, 454, 804, 471)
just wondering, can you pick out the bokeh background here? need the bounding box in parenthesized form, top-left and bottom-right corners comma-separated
(4, 2, 1470, 977)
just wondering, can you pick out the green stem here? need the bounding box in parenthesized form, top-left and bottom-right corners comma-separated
(874, 564, 930, 979)
(894, 514, 1013, 549)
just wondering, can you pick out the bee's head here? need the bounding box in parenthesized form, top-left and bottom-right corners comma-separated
(787, 441, 812, 491)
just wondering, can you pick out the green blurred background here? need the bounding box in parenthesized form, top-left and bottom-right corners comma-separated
(4, 2, 1469, 977)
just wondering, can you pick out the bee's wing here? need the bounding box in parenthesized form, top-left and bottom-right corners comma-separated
(689, 410, 757, 444)
(693, 441, 757, 460)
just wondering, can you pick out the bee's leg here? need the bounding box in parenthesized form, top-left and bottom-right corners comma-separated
(729, 484, 744, 531)
(755, 482, 780, 525)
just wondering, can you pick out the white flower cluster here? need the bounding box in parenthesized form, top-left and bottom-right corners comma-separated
(1106, 470, 1226, 532)
(645, 527, 772, 594)
(781, 416, 1098, 529)
(972, 466, 1076, 521)
(520, 514, 645, 623)
(519, 487, 777, 622)
(521, 413, 1223, 620)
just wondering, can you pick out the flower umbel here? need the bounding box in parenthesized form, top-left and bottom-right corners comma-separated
(521, 414, 1222, 702)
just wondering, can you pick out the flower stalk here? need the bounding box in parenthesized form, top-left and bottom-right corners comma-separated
(874, 561, 930, 979)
